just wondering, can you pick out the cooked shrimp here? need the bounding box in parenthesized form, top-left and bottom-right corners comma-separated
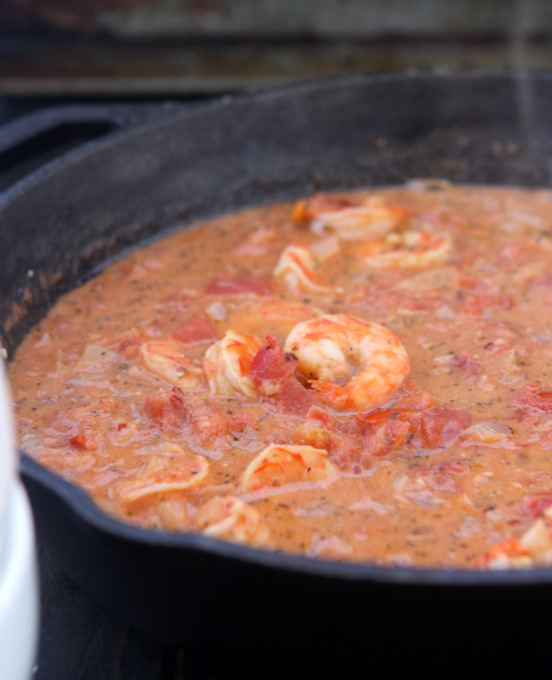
(478, 507, 552, 569)
(203, 330, 263, 398)
(197, 495, 270, 546)
(476, 539, 533, 569)
(241, 443, 339, 493)
(273, 244, 332, 295)
(363, 230, 453, 270)
(293, 193, 409, 241)
(285, 314, 410, 411)
(140, 339, 202, 390)
(117, 447, 209, 506)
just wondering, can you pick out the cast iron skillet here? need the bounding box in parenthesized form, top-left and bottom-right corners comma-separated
(2, 71, 552, 675)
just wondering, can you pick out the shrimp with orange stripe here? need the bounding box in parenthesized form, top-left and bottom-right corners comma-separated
(285, 313, 410, 412)
(273, 244, 332, 295)
(293, 192, 409, 241)
(363, 229, 453, 270)
(203, 330, 264, 398)
(116, 443, 209, 508)
(241, 443, 339, 494)
(140, 340, 203, 390)
(197, 496, 270, 546)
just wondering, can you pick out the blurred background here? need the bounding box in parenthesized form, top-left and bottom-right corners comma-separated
(0, 0, 551, 119)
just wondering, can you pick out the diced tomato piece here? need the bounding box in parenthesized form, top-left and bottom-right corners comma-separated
(230, 412, 256, 433)
(145, 388, 230, 446)
(356, 408, 401, 429)
(356, 407, 418, 433)
(417, 406, 472, 449)
(368, 420, 411, 457)
(322, 431, 364, 469)
(69, 431, 99, 452)
(181, 393, 230, 446)
(101, 328, 142, 354)
(355, 409, 391, 428)
(144, 392, 174, 423)
(144, 391, 188, 438)
(515, 493, 552, 520)
(384, 418, 413, 449)
(355, 410, 415, 457)
(170, 316, 217, 345)
(46, 400, 117, 452)
(514, 384, 552, 412)
(305, 405, 338, 429)
(293, 420, 362, 469)
(460, 293, 513, 316)
(205, 276, 272, 297)
(391, 381, 436, 411)
(249, 335, 297, 389)
(273, 377, 318, 416)
(169, 386, 185, 409)
(298, 387, 457, 469)
(451, 351, 483, 374)
(248, 335, 318, 414)
(69, 412, 102, 451)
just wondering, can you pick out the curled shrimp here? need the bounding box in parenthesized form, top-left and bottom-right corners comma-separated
(203, 330, 263, 398)
(285, 314, 410, 412)
(476, 539, 533, 569)
(273, 244, 332, 295)
(478, 507, 552, 569)
(293, 193, 409, 241)
(363, 230, 453, 270)
(117, 447, 209, 507)
(241, 444, 338, 493)
(197, 495, 270, 546)
(140, 340, 202, 390)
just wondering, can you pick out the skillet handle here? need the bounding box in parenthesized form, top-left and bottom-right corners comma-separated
(0, 102, 186, 190)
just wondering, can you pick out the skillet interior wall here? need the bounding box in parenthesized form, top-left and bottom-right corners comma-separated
(2, 71, 552, 356)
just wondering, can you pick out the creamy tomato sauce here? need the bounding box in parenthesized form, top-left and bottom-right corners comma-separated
(9, 183, 552, 569)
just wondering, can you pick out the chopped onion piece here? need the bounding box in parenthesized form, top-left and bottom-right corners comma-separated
(468, 421, 512, 444)
(206, 300, 228, 321)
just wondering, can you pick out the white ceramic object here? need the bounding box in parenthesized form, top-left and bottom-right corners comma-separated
(0, 363, 38, 679)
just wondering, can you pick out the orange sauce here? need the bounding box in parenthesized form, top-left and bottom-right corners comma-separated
(9, 184, 552, 568)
